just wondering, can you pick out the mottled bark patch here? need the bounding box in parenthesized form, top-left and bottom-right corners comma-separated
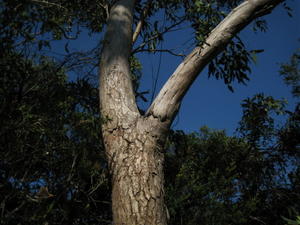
(103, 117, 168, 225)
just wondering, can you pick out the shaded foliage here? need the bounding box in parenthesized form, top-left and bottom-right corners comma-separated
(0, 0, 108, 46)
(1, 49, 299, 224)
(1, 0, 298, 225)
(164, 48, 300, 224)
(165, 120, 299, 225)
(208, 38, 252, 92)
(280, 47, 300, 98)
(0, 50, 111, 225)
(238, 93, 287, 146)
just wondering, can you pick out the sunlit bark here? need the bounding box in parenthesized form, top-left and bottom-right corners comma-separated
(99, 0, 284, 224)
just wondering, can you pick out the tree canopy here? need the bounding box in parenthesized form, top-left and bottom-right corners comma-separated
(0, 0, 299, 224)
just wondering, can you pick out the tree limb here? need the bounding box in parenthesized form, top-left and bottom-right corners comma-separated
(134, 48, 185, 57)
(132, 0, 153, 44)
(146, 0, 285, 123)
(99, 0, 139, 130)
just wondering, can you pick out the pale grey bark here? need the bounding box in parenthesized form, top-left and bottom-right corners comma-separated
(146, 0, 284, 122)
(132, 0, 152, 44)
(100, 0, 139, 131)
(105, 116, 169, 225)
(99, 0, 285, 224)
(99, 0, 169, 224)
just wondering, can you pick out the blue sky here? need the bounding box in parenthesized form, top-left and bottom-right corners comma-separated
(52, 0, 300, 135)
(136, 0, 300, 134)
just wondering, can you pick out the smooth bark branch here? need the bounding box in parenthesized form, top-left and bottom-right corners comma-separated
(146, 0, 284, 123)
(99, 0, 284, 224)
(132, 0, 152, 44)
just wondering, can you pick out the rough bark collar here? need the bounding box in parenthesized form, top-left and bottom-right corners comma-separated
(146, 0, 284, 123)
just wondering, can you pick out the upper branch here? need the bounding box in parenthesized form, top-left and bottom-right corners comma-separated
(99, 0, 139, 130)
(146, 0, 285, 123)
(132, 0, 153, 44)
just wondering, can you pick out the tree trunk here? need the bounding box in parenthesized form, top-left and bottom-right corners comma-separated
(99, 0, 169, 224)
(103, 116, 169, 225)
(99, 0, 284, 224)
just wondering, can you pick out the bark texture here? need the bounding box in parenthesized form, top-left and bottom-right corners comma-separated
(99, 0, 169, 224)
(99, 0, 284, 224)
(104, 117, 169, 225)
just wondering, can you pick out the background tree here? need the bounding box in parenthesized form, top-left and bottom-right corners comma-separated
(164, 56, 300, 224)
(0, 51, 111, 224)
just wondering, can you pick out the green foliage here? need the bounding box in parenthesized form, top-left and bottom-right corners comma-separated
(0, 0, 107, 41)
(238, 93, 287, 146)
(165, 121, 300, 225)
(280, 47, 300, 98)
(208, 38, 252, 92)
(1, 1, 298, 225)
(0, 50, 111, 225)
(277, 98, 300, 157)
(129, 55, 149, 102)
(165, 57, 300, 224)
(282, 208, 300, 225)
(283, 216, 300, 225)
(278, 47, 300, 157)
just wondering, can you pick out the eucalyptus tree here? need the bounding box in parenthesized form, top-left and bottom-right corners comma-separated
(98, 0, 289, 224)
(1, 0, 293, 224)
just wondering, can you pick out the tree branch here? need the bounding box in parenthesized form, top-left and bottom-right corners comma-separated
(134, 48, 185, 57)
(30, 0, 67, 10)
(132, 0, 153, 44)
(99, 0, 139, 130)
(132, 18, 185, 54)
(146, 0, 285, 123)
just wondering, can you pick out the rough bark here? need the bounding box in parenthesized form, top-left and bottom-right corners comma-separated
(103, 117, 169, 225)
(99, 0, 284, 224)
(99, 0, 169, 224)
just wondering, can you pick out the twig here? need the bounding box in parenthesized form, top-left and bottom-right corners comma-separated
(135, 48, 185, 57)
(30, 0, 67, 10)
(132, 0, 153, 44)
(132, 18, 185, 54)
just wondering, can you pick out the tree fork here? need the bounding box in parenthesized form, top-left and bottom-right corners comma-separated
(99, 0, 169, 224)
(99, 0, 285, 224)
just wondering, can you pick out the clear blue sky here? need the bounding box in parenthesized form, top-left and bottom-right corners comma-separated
(136, 0, 300, 135)
(53, 0, 299, 135)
